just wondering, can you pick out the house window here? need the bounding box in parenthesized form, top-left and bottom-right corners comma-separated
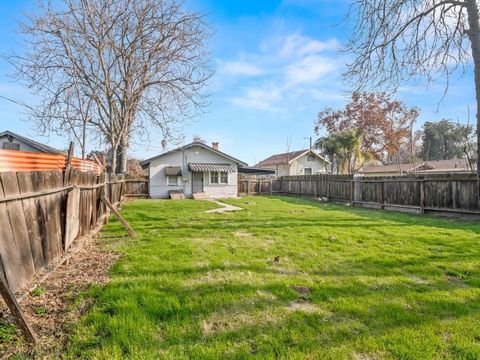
(2, 142, 20, 150)
(167, 175, 179, 186)
(220, 172, 228, 184)
(304, 168, 312, 175)
(307, 154, 315, 162)
(210, 171, 218, 184)
(210, 171, 228, 184)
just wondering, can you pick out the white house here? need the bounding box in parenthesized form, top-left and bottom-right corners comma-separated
(140, 142, 247, 199)
(256, 149, 330, 176)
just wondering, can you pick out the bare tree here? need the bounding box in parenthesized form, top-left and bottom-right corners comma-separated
(12, 0, 212, 173)
(192, 135, 207, 144)
(345, 0, 480, 173)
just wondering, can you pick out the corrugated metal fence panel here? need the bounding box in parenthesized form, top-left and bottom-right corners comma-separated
(0, 149, 101, 174)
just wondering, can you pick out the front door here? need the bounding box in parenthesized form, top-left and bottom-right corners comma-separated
(192, 172, 204, 193)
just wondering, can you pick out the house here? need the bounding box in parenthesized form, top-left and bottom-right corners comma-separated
(359, 159, 475, 177)
(256, 149, 329, 176)
(140, 142, 247, 199)
(0, 130, 62, 154)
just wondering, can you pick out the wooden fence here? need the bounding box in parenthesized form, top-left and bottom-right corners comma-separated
(124, 179, 149, 198)
(241, 173, 480, 217)
(271, 174, 353, 201)
(0, 167, 126, 293)
(238, 179, 272, 195)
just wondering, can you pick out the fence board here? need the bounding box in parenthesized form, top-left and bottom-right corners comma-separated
(0, 178, 23, 291)
(0, 172, 36, 286)
(64, 188, 80, 251)
(16, 172, 45, 272)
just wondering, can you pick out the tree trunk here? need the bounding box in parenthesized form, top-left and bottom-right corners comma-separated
(110, 143, 118, 176)
(466, 0, 480, 174)
(116, 136, 128, 174)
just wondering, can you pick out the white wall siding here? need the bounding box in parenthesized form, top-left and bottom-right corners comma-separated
(149, 151, 187, 198)
(204, 169, 238, 198)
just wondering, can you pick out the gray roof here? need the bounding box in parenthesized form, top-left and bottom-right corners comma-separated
(140, 142, 247, 167)
(0, 130, 63, 154)
(238, 166, 276, 174)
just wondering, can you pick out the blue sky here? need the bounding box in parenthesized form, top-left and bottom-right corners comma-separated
(0, 0, 475, 165)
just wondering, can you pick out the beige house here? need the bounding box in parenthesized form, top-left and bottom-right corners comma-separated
(256, 149, 329, 176)
(359, 159, 475, 177)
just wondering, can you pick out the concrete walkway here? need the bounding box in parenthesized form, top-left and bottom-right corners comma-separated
(205, 200, 243, 214)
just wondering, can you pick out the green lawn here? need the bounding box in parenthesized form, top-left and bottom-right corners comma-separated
(67, 196, 480, 359)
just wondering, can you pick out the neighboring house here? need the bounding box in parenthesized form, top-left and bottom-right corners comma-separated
(0, 130, 62, 154)
(256, 149, 329, 176)
(359, 159, 475, 177)
(140, 142, 247, 199)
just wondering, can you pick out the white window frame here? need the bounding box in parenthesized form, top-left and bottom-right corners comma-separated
(307, 154, 315, 162)
(167, 175, 180, 186)
(210, 171, 228, 185)
(304, 167, 312, 175)
(220, 171, 228, 184)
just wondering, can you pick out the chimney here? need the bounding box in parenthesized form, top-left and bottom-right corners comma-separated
(212, 142, 219, 150)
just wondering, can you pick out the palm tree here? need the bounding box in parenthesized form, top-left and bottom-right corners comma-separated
(316, 129, 370, 174)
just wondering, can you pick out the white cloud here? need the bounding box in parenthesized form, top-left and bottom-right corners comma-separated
(219, 60, 263, 76)
(230, 85, 282, 111)
(219, 33, 344, 112)
(285, 55, 337, 85)
(280, 35, 338, 57)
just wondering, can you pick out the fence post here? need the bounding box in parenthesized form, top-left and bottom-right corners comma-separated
(380, 181, 385, 210)
(452, 181, 457, 209)
(247, 180, 250, 195)
(420, 180, 425, 213)
(298, 179, 301, 197)
(350, 180, 354, 206)
(326, 181, 330, 202)
(270, 179, 273, 195)
(66, 141, 74, 167)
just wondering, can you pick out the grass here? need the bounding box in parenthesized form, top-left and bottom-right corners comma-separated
(30, 286, 45, 297)
(66, 196, 480, 359)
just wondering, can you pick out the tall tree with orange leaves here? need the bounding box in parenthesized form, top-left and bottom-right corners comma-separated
(314, 92, 419, 164)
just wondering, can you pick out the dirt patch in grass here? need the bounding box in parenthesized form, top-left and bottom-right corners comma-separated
(354, 353, 380, 360)
(0, 235, 120, 359)
(202, 308, 282, 336)
(289, 285, 311, 295)
(285, 300, 321, 314)
(233, 230, 252, 238)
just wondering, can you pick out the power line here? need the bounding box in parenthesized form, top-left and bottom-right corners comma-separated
(0, 53, 58, 97)
(130, 140, 166, 151)
(0, 94, 34, 111)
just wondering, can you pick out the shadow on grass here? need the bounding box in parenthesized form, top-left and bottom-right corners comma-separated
(270, 195, 480, 233)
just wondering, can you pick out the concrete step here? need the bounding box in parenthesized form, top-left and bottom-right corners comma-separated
(192, 192, 208, 199)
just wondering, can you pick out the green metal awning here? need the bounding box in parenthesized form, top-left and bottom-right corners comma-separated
(188, 163, 236, 172)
